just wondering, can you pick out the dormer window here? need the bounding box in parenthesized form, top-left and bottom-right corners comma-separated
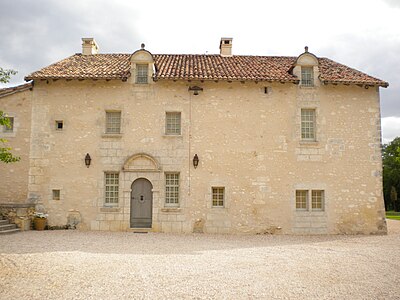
(136, 64, 148, 84)
(301, 67, 314, 87)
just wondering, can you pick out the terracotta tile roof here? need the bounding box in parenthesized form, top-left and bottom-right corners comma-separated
(24, 53, 388, 87)
(0, 82, 33, 98)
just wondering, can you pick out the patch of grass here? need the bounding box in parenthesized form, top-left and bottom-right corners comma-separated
(386, 211, 400, 220)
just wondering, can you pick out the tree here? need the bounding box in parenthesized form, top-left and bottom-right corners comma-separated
(382, 137, 400, 211)
(0, 67, 17, 84)
(1, 68, 20, 163)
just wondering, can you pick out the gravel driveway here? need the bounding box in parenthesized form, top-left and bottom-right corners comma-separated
(1, 220, 400, 300)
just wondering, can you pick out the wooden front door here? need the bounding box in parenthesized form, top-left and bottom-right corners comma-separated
(130, 178, 153, 228)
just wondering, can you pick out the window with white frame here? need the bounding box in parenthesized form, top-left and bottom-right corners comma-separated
(301, 109, 316, 140)
(136, 64, 148, 84)
(295, 190, 308, 210)
(3, 116, 14, 132)
(105, 172, 119, 205)
(105, 111, 121, 134)
(312, 190, 324, 210)
(301, 67, 314, 87)
(296, 189, 324, 211)
(165, 173, 179, 206)
(165, 112, 181, 135)
(212, 187, 225, 207)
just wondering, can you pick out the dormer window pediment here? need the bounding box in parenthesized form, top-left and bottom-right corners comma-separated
(293, 47, 319, 87)
(130, 45, 154, 84)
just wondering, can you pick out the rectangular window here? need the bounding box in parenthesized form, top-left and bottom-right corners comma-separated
(52, 189, 60, 200)
(301, 109, 316, 140)
(136, 64, 148, 84)
(301, 67, 314, 87)
(105, 111, 121, 134)
(296, 190, 308, 210)
(165, 112, 181, 135)
(3, 117, 14, 132)
(212, 187, 225, 207)
(165, 173, 179, 206)
(312, 190, 324, 210)
(55, 120, 63, 130)
(105, 172, 119, 205)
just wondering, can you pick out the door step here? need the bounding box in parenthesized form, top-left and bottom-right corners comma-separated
(128, 228, 151, 233)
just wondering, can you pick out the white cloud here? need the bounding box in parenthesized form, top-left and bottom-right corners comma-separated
(381, 117, 400, 144)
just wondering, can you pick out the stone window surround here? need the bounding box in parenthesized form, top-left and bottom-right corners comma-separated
(0, 113, 17, 138)
(301, 66, 314, 87)
(294, 188, 326, 212)
(165, 172, 180, 207)
(212, 186, 225, 208)
(104, 172, 120, 207)
(105, 110, 122, 135)
(301, 108, 316, 141)
(165, 111, 182, 136)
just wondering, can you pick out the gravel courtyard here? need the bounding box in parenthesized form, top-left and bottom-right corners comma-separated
(1, 220, 400, 300)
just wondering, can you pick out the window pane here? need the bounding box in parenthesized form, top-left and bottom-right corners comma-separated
(165, 112, 181, 135)
(136, 64, 148, 84)
(312, 190, 324, 210)
(296, 190, 308, 210)
(106, 111, 121, 134)
(301, 67, 314, 87)
(301, 109, 316, 140)
(105, 172, 119, 205)
(165, 173, 179, 205)
(212, 187, 225, 207)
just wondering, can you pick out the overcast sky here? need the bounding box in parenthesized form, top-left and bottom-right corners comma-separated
(0, 0, 399, 142)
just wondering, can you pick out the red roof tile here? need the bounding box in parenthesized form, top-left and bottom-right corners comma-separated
(24, 53, 388, 87)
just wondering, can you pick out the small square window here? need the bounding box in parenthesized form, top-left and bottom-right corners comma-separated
(52, 189, 60, 200)
(55, 120, 63, 130)
(165, 112, 181, 135)
(212, 187, 225, 207)
(3, 116, 14, 132)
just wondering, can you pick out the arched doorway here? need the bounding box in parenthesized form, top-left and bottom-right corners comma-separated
(130, 178, 153, 228)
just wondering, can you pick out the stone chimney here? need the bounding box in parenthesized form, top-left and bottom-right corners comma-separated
(82, 38, 99, 55)
(219, 37, 233, 57)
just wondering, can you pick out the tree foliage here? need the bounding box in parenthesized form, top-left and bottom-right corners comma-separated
(1, 68, 20, 163)
(382, 137, 400, 211)
(0, 67, 17, 84)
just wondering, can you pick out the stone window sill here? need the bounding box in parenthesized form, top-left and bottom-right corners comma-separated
(161, 208, 182, 213)
(299, 141, 319, 146)
(102, 133, 122, 139)
(162, 134, 183, 138)
(100, 207, 121, 213)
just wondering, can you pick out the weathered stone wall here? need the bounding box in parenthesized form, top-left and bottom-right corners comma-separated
(27, 79, 386, 234)
(0, 89, 32, 202)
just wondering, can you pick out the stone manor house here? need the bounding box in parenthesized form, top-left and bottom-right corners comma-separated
(0, 38, 389, 234)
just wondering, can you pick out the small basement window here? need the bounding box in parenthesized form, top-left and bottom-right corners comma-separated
(52, 189, 60, 200)
(55, 120, 63, 130)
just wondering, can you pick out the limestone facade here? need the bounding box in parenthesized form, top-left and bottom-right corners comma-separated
(0, 41, 388, 234)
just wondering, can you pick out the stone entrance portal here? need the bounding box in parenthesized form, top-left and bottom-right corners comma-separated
(130, 178, 153, 228)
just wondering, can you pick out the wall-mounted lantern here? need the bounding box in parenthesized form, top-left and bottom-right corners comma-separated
(193, 154, 199, 169)
(85, 153, 92, 168)
(188, 86, 203, 96)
